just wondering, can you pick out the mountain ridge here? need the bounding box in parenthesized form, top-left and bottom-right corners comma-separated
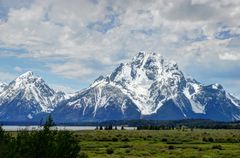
(53, 52, 240, 122)
(0, 52, 240, 122)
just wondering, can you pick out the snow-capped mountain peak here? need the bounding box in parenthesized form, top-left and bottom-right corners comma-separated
(105, 52, 186, 114)
(18, 71, 34, 78)
(0, 72, 65, 121)
(57, 52, 240, 122)
(14, 71, 44, 86)
(1, 52, 240, 122)
(89, 52, 187, 115)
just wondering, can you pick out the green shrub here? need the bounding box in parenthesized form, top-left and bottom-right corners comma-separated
(79, 152, 89, 158)
(112, 137, 118, 142)
(162, 138, 168, 142)
(106, 148, 114, 154)
(212, 145, 223, 150)
(202, 137, 208, 142)
(125, 149, 131, 153)
(0, 126, 12, 158)
(122, 137, 129, 142)
(208, 137, 214, 142)
(168, 145, 175, 150)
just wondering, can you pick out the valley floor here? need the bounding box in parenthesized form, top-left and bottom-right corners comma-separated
(74, 129, 240, 158)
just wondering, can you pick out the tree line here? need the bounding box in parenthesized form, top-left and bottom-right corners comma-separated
(2, 119, 240, 130)
(91, 119, 240, 130)
(134, 119, 240, 130)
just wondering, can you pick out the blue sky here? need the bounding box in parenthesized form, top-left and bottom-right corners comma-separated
(0, 0, 240, 96)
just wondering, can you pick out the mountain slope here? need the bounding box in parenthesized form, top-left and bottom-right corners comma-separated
(53, 83, 141, 122)
(0, 71, 65, 121)
(53, 52, 240, 122)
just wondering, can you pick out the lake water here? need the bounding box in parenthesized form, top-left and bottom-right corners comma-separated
(2, 125, 136, 131)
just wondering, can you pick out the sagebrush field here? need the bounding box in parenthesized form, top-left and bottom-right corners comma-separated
(74, 129, 240, 158)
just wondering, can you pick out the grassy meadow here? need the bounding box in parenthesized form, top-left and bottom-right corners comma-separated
(74, 129, 240, 158)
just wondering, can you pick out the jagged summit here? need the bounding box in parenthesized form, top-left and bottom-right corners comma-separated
(92, 52, 185, 115)
(18, 71, 34, 78)
(14, 71, 61, 102)
(110, 51, 180, 82)
(15, 71, 44, 83)
(53, 52, 240, 122)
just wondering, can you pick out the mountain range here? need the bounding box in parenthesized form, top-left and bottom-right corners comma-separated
(0, 52, 240, 123)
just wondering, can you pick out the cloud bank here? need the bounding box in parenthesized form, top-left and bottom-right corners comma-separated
(0, 0, 239, 95)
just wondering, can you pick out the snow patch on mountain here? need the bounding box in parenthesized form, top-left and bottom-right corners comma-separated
(227, 93, 240, 108)
(183, 79, 205, 114)
(0, 82, 7, 94)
